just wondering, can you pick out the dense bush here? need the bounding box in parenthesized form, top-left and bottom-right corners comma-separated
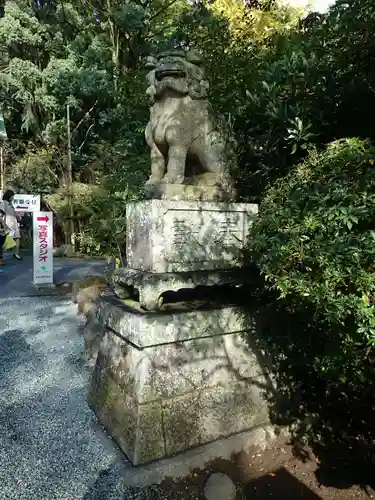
(249, 138, 375, 381)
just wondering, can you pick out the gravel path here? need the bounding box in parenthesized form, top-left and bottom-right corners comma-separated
(0, 296, 165, 500)
(0, 255, 108, 297)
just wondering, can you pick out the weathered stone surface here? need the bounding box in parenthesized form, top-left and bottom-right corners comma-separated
(87, 318, 273, 465)
(126, 200, 258, 273)
(112, 267, 255, 310)
(86, 192, 270, 466)
(204, 473, 236, 500)
(89, 360, 270, 466)
(144, 50, 236, 201)
(73, 282, 101, 305)
(83, 317, 106, 365)
(112, 282, 132, 300)
(96, 295, 255, 347)
(88, 351, 165, 465)
(74, 282, 103, 322)
(79, 300, 98, 320)
(112, 426, 275, 487)
(162, 379, 270, 456)
(90, 326, 267, 402)
(145, 183, 231, 202)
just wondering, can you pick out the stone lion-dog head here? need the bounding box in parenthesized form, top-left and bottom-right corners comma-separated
(145, 49, 209, 102)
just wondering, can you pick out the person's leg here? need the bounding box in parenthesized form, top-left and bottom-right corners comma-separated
(13, 237, 22, 260)
(0, 234, 6, 265)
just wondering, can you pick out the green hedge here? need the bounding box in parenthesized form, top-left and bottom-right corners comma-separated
(248, 138, 375, 383)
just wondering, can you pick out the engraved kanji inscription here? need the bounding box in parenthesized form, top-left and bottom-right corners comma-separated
(218, 217, 242, 246)
(172, 219, 191, 247)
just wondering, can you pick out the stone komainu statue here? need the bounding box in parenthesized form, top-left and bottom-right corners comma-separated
(144, 49, 236, 200)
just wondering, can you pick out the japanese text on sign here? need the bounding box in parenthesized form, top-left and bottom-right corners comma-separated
(33, 212, 53, 285)
(12, 194, 40, 212)
(38, 225, 48, 262)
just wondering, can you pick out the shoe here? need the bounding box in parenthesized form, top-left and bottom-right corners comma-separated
(13, 254, 22, 261)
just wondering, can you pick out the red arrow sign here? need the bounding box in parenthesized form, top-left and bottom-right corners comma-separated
(37, 215, 49, 222)
(16, 206, 28, 210)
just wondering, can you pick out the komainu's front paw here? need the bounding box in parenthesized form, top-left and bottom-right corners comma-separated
(162, 173, 185, 184)
(145, 176, 162, 185)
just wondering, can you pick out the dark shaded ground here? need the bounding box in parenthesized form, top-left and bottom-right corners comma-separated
(160, 437, 375, 499)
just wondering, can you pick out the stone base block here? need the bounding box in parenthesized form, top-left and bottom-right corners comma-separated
(88, 370, 165, 464)
(90, 325, 268, 402)
(87, 309, 273, 465)
(114, 425, 279, 487)
(89, 345, 271, 465)
(96, 295, 256, 346)
(112, 267, 256, 310)
(161, 381, 270, 458)
(126, 200, 258, 273)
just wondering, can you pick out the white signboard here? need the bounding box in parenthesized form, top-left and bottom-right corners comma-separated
(0, 191, 41, 212)
(33, 211, 53, 285)
(13, 194, 41, 213)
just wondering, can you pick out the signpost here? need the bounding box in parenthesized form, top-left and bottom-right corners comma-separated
(12, 194, 41, 212)
(33, 211, 53, 286)
(0, 111, 7, 191)
(0, 192, 41, 212)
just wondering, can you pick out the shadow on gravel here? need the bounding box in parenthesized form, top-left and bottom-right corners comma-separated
(0, 329, 42, 376)
(0, 383, 122, 497)
(82, 463, 164, 500)
(83, 464, 129, 500)
(0, 299, 126, 499)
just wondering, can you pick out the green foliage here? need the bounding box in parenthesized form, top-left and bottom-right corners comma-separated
(0, 0, 307, 214)
(249, 138, 375, 376)
(0, 0, 159, 260)
(170, 0, 308, 200)
(177, 0, 375, 200)
(10, 145, 62, 192)
(79, 189, 133, 258)
(246, 136, 375, 474)
(2, 0, 375, 207)
(46, 182, 106, 219)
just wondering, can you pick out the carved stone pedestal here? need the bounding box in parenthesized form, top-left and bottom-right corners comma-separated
(88, 296, 273, 465)
(126, 200, 258, 273)
(87, 199, 274, 466)
(113, 199, 258, 306)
